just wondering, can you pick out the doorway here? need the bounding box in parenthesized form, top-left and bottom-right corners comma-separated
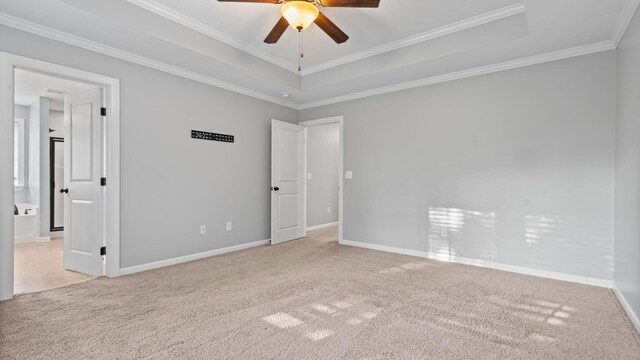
(300, 117, 344, 242)
(13, 69, 101, 293)
(300, 118, 342, 243)
(0, 52, 121, 300)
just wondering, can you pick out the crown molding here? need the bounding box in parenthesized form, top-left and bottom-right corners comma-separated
(299, 41, 616, 110)
(0, 10, 621, 112)
(301, 2, 527, 76)
(124, 0, 299, 74)
(613, 0, 640, 47)
(0, 12, 299, 109)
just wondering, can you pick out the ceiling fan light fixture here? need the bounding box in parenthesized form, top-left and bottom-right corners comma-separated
(281, 1, 319, 31)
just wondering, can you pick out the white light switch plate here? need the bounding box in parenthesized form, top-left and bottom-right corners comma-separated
(307, 173, 312, 180)
(226, 222, 233, 231)
(345, 171, 353, 179)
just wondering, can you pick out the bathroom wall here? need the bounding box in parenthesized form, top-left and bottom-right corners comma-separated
(25, 97, 50, 239)
(14, 105, 29, 204)
(49, 110, 63, 138)
(26, 98, 42, 207)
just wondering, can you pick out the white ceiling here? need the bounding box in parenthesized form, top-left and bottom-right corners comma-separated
(133, 0, 521, 67)
(0, 0, 637, 109)
(14, 69, 95, 109)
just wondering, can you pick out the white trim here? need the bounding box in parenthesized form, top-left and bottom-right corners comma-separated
(0, 12, 299, 110)
(613, 0, 640, 47)
(340, 239, 613, 289)
(306, 222, 339, 232)
(0, 55, 14, 300)
(0, 52, 122, 300)
(124, 0, 298, 74)
(301, 3, 526, 75)
(299, 116, 344, 243)
(299, 41, 616, 109)
(613, 284, 640, 334)
(36, 236, 51, 242)
(119, 239, 270, 276)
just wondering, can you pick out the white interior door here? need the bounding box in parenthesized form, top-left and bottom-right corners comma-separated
(63, 88, 104, 276)
(271, 120, 306, 245)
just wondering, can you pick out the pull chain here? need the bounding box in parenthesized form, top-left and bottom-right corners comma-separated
(298, 27, 304, 72)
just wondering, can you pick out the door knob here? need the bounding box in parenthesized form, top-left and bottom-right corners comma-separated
(271, 186, 280, 191)
(60, 188, 69, 194)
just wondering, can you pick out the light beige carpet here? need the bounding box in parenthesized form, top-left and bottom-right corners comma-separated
(1, 227, 639, 359)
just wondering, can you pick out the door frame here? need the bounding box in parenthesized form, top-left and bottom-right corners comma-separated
(0, 52, 121, 300)
(49, 136, 64, 233)
(298, 116, 344, 243)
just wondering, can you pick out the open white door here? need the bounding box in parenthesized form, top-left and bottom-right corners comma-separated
(271, 120, 306, 245)
(62, 88, 104, 276)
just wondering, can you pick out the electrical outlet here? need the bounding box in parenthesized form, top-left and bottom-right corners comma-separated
(307, 173, 312, 180)
(226, 221, 232, 231)
(200, 225, 206, 235)
(327, 207, 331, 213)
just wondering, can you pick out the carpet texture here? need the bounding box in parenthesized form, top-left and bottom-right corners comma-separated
(1, 227, 639, 359)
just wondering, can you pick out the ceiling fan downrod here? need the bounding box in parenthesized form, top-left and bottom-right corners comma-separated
(298, 27, 304, 72)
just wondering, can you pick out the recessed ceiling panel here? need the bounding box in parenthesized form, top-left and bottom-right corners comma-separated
(138, 0, 522, 66)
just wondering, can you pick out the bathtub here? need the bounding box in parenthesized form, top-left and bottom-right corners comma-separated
(14, 203, 40, 244)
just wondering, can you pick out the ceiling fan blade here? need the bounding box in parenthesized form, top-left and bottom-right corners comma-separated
(264, 17, 289, 44)
(314, 12, 349, 44)
(319, 0, 379, 8)
(218, 0, 280, 3)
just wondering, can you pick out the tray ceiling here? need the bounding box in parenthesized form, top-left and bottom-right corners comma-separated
(0, 0, 635, 108)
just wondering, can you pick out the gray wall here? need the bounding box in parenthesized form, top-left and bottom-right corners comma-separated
(615, 6, 640, 328)
(25, 97, 50, 238)
(14, 105, 29, 204)
(49, 110, 63, 138)
(301, 51, 617, 281)
(14, 105, 29, 119)
(306, 123, 339, 228)
(1, 25, 298, 268)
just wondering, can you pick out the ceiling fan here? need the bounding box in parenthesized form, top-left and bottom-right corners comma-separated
(218, 0, 380, 45)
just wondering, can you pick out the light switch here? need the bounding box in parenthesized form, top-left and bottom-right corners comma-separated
(345, 171, 353, 179)
(307, 173, 312, 180)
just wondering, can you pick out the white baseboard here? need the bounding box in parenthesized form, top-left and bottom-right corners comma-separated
(119, 239, 270, 276)
(613, 284, 640, 334)
(307, 222, 339, 232)
(340, 239, 613, 288)
(14, 236, 51, 244)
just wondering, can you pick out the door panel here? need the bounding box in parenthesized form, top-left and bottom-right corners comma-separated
(271, 120, 306, 245)
(70, 103, 93, 181)
(63, 88, 104, 276)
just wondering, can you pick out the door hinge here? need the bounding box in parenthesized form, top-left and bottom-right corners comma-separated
(100, 107, 107, 116)
(100, 177, 107, 186)
(100, 246, 106, 256)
